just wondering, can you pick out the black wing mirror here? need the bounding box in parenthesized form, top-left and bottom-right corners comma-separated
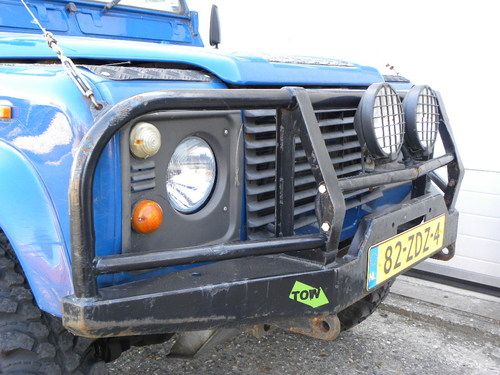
(209, 4, 221, 49)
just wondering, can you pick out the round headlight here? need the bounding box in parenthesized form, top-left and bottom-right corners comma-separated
(166, 137, 216, 214)
(403, 85, 440, 155)
(130, 122, 161, 159)
(357, 83, 405, 160)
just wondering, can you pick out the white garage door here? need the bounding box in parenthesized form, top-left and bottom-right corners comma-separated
(416, 169, 500, 288)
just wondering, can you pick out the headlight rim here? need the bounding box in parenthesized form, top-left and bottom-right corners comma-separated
(166, 135, 217, 215)
(403, 85, 440, 157)
(357, 82, 406, 160)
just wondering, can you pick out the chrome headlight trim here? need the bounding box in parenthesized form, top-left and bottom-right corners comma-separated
(166, 136, 217, 214)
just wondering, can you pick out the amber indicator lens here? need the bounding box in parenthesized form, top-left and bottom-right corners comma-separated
(131, 200, 163, 234)
(0, 105, 12, 120)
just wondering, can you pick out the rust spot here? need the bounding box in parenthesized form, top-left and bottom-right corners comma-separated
(432, 244, 455, 261)
(288, 314, 341, 341)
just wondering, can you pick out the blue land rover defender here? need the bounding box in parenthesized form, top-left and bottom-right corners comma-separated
(0, 0, 463, 373)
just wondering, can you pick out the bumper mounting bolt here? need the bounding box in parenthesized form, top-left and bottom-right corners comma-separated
(318, 184, 327, 194)
(321, 222, 330, 232)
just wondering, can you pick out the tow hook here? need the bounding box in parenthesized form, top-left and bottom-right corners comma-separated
(432, 243, 455, 261)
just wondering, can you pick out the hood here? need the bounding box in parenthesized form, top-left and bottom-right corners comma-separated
(0, 33, 383, 87)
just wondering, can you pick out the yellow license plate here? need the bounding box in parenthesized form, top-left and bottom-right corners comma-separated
(367, 214, 446, 290)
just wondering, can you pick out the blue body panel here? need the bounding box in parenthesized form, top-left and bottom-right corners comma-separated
(0, 0, 203, 46)
(0, 1, 409, 318)
(0, 64, 122, 315)
(0, 32, 384, 87)
(0, 141, 72, 314)
(0, 0, 382, 87)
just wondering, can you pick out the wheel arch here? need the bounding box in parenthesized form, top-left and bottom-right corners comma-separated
(0, 140, 73, 317)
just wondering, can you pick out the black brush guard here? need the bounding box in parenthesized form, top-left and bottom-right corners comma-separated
(62, 88, 463, 338)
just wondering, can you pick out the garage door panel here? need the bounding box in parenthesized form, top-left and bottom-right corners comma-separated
(456, 234, 500, 263)
(456, 191, 500, 217)
(416, 258, 500, 288)
(460, 169, 500, 195)
(423, 256, 499, 282)
(458, 213, 500, 241)
(426, 167, 500, 288)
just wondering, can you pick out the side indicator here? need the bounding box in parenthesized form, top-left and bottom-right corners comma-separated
(131, 200, 164, 234)
(0, 105, 12, 120)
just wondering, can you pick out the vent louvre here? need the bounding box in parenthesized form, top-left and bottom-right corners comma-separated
(130, 161, 156, 192)
(244, 107, 378, 238)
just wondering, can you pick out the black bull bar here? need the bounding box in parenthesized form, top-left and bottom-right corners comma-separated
(62, 87, 463, 338)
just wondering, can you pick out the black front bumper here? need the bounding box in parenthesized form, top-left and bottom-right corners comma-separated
(63, 194, 458, 338)
(62, 88, 463, 338)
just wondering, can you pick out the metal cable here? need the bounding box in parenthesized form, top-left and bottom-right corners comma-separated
(19, 0, 103, 110)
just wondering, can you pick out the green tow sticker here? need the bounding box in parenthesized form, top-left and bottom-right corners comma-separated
(288, 281, 329, 308)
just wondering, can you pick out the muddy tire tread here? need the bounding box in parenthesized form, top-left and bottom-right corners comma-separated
(0, 231, 107, 375)
(337, 280, 393, 331)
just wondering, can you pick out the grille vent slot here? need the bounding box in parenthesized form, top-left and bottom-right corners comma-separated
(130, 161, 156, 192)
(244, 107, 380, 239)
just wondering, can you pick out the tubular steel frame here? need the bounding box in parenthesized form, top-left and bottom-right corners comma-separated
(69, 87, 463, 299)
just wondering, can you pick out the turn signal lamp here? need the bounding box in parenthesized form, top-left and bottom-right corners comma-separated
(131, 200, 163, 234)
(0, 105, 12, 120)
(129, 122, 161, 159)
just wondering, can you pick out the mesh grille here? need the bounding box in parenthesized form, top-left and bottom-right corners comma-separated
(373, 85, 405, 156)
(244, 107, 380, 239)
(416, 87, 439, 149)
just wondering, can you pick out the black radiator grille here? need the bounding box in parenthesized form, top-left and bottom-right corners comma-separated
(244, 107, 380, 239)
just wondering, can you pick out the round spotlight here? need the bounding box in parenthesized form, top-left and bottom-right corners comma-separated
(357, 83, 405, 160)
(403, 85, 440, 156)
(131, 200, 163, 234)
(166, 136, 216, 214)
(130, 122, 161, 159)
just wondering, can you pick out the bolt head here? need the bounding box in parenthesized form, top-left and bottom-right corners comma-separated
(223, 206, 228, 212)
(321, 222, 330, 232)
(223, 129, 229, 136)
(318, 184, 327, 194)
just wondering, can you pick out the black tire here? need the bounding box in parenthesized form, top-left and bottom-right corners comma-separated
(0, 231, 108, 374)
(337, 280, 394, 331)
